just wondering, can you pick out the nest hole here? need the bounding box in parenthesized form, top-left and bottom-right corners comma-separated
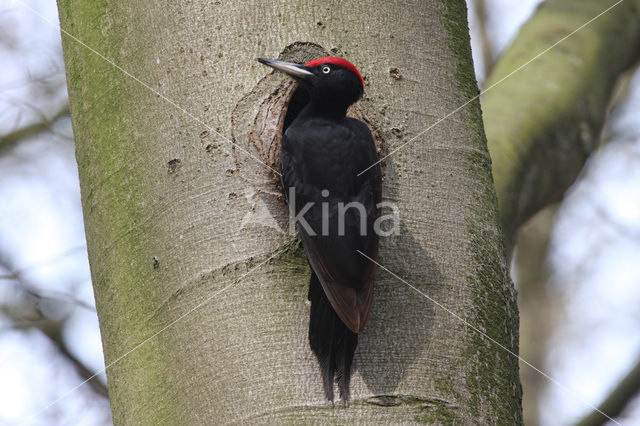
(282, 85, 310, 135)
(232, 66, 385, 190)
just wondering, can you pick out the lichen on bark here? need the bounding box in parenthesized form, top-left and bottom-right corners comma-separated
(441, 0, 522, 423)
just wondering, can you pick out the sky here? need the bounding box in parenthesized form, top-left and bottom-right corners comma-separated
(1, 0, 639, 424)
(0, 0, 109, 424)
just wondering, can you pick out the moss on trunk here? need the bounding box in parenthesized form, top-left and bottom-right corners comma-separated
(58, 0, 521, 423)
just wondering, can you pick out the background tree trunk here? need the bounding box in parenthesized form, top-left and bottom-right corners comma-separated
(480, 2, 640, 423)
(58, 0, 521, 423)
(482, 0, 640, 246)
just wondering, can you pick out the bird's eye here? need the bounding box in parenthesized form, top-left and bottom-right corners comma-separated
(321, 65, 331, 74)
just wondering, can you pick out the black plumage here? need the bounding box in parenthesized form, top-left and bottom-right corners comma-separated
(258, 56, 381, 403)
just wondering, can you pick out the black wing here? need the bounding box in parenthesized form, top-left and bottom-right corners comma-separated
(281, 117, 381, 332)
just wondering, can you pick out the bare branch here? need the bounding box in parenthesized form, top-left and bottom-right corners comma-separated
(1, 255, 107, 398)
(472, 0, 495, 79)
(0, 249, 94, 311)
(574, 356, 640, 426)
(10, 315, 109, 398)
(0, 104, 69, 152)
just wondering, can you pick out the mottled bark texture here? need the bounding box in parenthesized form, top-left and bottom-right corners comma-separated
(482, 0, 640, 246)
(58, 0, 521, 423)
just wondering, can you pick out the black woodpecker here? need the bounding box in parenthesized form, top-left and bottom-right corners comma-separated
(258, 56, 381, 403)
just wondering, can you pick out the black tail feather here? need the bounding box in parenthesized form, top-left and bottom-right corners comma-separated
(308, 271, 358, 403)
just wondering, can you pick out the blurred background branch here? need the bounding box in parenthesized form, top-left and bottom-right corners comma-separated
(0, 255, 107, 398)
(575, 356, 640, 426)
(482, 0, 640, 246)
(0, 104, 69, 152)
(471, 0, 495, 79)
(512, 206, 558, 426)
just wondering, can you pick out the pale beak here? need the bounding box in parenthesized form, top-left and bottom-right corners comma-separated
(258, 58, 314, 80)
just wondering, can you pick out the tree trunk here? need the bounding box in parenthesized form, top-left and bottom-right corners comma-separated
(58, 0, 521, 423)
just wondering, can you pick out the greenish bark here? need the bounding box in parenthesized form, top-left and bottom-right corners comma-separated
(482, 0, 640, 246)
(481, 3, 640, 423)
(58, 0, 520, 423)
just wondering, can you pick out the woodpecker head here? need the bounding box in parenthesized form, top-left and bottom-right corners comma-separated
(258, 56, 364, 110)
